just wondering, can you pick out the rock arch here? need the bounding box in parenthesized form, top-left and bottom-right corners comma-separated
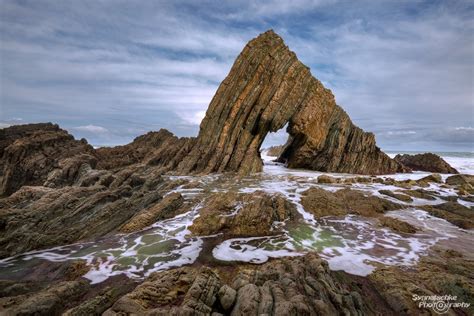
(177, 30, 405, 175)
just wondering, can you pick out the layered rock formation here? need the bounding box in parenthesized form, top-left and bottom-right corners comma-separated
(0, 123, 94, 196)
(177, 30, 405, 175)
(103, 253, 393, 315)
(0, 124, 193, 257)
(394, 153, 458, 174)
(95, 129, 195, 171)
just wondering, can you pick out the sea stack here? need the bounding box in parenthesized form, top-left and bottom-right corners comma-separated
(177, 30, 406, 175)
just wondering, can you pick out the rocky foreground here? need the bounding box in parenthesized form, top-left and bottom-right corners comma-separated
(0, 30, 473, 315)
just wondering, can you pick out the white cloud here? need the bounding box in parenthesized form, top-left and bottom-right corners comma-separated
(72, 125, 109, 134)
(179, 110, 207, 125)
(385, 131, 417, 136)
(455, 126, 474, 131)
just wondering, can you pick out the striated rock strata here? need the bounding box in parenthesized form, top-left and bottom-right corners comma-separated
(177, 30, 405, 175)
(104, 253, 394, 315)
(0, 123, 94, 196)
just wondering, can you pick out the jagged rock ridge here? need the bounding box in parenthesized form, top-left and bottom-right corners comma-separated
(177, 30, 405, 175)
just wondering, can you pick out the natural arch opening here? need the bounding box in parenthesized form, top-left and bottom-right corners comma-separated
(260, 123, 290, 165)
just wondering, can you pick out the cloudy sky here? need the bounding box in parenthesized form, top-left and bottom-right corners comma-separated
(1, 0, 473, 151)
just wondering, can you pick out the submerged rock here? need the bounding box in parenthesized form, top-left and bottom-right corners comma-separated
(394, 153, 458, 174)
(317, 174, 339, 184)
(402, 189, 436, 200)
(120, 192, 185, 233)
(378, 217, 417, 234)
(420, 202, 474, 229)
(378, 190, 413, 202)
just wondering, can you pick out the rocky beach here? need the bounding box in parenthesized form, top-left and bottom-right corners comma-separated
(0, 31, 473, 315)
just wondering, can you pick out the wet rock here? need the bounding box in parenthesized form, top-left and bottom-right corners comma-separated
(458, 185, 474, 196)
(394, 153, 458, 174)
(446, 174, 474, 186)
(176, 30, 405, 175)
(1, 280, 89, 315)
(420, 202, 474, 229)
(355, 176, 373, 183)
(120, 192, 184, 233)
(0, 123, 94, 196)
(229, 253, 390, 315)
(218, 285, 236, 311)
(63, 286, 132, 316)
(417, 173, 442, 184)
(104, 267, 221, 315)
(188, 192, 239, 236)
(189, 191, 299, 237)
(370, 248, 474, 315)
(402, 189, 436, 200)
(317, 174, 338, 184)
(372, 177, 385, 184)
(378, 190, 413, 202)
(344, 176, 373, 184)
(105, 252, 394, 315)
(301, 187, 402, 218)
(0, 177, 166, 258)
(378, 217, 417, 234)
(445, 174, 474, 195)
(0, 280, 45, 298)
(392, 179, 418, 189)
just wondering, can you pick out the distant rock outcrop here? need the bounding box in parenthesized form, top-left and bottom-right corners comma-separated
(265, 145, 285, 157)
(177, 30, 406, 175)
(394, 153, 458, 174)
